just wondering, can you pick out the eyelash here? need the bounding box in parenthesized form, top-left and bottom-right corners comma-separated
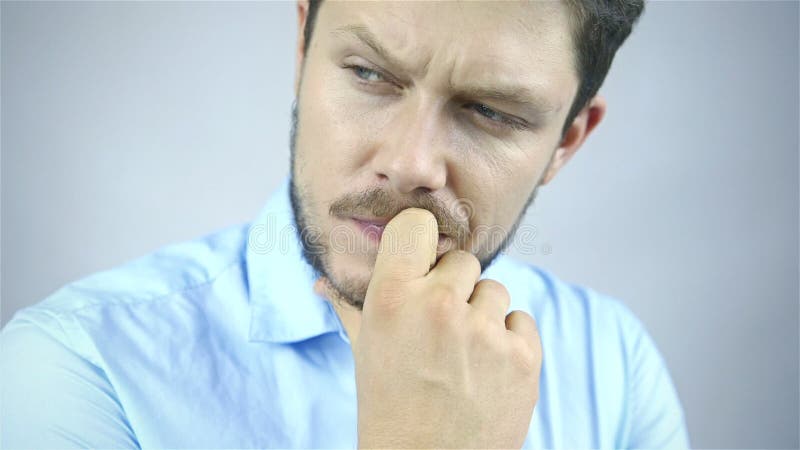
(344, 64, 529, 132)
(468, 104, 529, 131)
(348, 64, 387, 83)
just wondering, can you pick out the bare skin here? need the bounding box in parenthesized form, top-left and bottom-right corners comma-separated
(315, 208, 541, 448)
(292, 0, 605, 308)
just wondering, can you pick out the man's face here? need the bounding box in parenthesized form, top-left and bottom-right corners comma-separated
(290, 0, 580, 308)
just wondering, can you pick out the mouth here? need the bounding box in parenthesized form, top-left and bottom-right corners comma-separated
(350, 216, 449, 245)
(351, 217, 388, 242)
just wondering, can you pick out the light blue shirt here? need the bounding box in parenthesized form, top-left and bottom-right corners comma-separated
(1, 177, 690, 449)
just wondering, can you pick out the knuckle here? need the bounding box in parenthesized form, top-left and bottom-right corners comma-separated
(426, 285, 460, 321)
(521, 311, 541, 333)
(444, 249, 480, 272)
(469, 311, 489, 334)
(506, 310, 539, 336)
(476, 279, 510, 300)
(508, 333, 540, 372)
(469, 312, 502, 346)
(432, 282, 461, 304)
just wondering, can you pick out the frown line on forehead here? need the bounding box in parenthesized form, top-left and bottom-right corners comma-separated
(330, 23, 562, 119)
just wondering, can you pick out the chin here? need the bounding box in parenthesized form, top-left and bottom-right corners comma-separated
(324, 251, 374, 306)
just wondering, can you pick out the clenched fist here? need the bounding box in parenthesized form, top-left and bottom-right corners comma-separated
(315, 208, 542, 449)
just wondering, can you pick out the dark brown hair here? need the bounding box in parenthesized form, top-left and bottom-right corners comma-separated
(302, 0, 644, 137)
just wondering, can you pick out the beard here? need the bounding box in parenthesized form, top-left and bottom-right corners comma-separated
(287, 102, 540, 309)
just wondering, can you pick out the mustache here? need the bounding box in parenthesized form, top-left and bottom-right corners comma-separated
(329, 188, 471, 244)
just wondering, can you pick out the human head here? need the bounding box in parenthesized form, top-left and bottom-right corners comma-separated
(288, 0, 643, 308)
(302, 0, 645, 138)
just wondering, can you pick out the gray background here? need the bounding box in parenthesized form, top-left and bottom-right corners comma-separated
(2, 1, 798, 448)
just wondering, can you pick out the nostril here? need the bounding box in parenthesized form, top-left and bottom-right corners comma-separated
(414, 186, 433, 195)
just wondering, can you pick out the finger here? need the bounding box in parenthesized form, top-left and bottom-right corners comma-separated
(505, 310, 541, 352)
(426, 250, 481, 303)
(314, 277, 362, 347)
(372, 208, 438, 284)
(467, 279, 511, 322)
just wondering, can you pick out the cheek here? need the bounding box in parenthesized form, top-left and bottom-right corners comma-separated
(296, 68, 366, 174)
(457, 140, 549, 221)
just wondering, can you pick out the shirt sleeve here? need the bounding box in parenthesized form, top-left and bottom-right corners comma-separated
(624, 314, 691, 449)
(1, 311, 140, 449)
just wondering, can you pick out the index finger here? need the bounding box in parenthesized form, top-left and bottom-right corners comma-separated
(372, 208, 438, 284)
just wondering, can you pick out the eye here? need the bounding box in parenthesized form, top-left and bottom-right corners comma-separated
(473, 104, 504, 122)
(346, 64, 387, 83)
(470, 104, 528, 131)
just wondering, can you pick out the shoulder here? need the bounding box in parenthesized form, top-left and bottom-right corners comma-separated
(486, 254, 646, 341)
(486, 254, 666, 395)
(37, 223, 247, 312)
(3, 223, 252, 355)
(489, 255, 689, 448)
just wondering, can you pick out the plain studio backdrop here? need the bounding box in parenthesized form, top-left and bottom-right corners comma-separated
(1, 1, 798, 448)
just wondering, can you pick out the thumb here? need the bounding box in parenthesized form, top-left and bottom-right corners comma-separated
(314, 277, 362, 346)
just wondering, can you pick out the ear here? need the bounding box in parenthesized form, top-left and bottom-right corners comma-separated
(294, 0, 311, 98)
(540, 94, 607, 185)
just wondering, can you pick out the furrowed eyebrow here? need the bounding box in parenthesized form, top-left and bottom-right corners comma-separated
(331, 23, 560, 119)
(330, 24, 409, 75)
(452, 84, 560, 118)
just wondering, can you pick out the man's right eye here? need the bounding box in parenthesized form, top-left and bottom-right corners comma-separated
(346, 65, 387, 83)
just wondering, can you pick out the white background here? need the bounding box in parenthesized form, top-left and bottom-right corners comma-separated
(2, 2, 798, 448)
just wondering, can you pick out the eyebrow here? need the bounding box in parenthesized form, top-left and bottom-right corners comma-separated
(452, 84, 559, 118)
(331, 24, 410, 76)
(331, 24, 560, 118)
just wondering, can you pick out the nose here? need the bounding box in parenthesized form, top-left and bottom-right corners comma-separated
(370, 96, 448, 195)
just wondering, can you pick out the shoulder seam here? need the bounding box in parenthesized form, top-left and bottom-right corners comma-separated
(46, 258, 243, 320)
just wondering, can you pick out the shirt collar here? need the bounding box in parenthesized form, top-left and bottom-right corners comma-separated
(246, 177, 343, 343)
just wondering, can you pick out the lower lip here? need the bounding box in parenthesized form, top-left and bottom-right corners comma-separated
(351, 218, 449, 246)
(352, 219, 386, 243)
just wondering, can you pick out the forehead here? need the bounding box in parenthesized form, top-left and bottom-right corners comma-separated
(318, 0, 579, 110)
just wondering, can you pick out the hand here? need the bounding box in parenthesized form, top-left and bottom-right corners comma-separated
(315, 208, 542, 449)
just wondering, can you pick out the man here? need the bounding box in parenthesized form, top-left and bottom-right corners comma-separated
(1, 0, 689, 448)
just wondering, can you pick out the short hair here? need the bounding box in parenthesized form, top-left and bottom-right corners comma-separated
(302, 0, 645, 138)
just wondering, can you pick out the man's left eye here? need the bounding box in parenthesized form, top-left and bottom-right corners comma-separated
(473, 104, 505, 122)
(470, 104, 528, 131)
